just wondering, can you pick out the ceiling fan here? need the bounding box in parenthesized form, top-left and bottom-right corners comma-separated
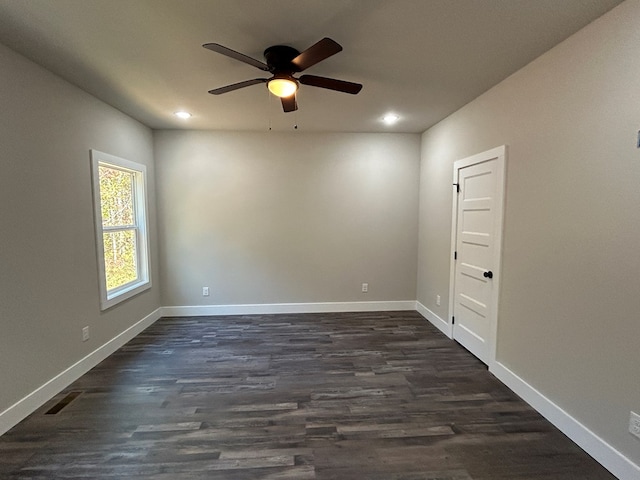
(203, 38, 363, 112)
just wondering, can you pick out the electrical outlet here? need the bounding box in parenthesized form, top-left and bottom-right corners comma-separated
(82, 326, 90, 342)
(202, 286, 209, 296)
(436, 294, 441, 306)
(362, 283, 369, 293)
(629, 411, 640, 440)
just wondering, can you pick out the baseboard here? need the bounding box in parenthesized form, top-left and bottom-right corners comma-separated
(0, 307, 162, 436)
(161, 300, 417, 317)
(491, 361, 639, 480)
(416, 301, 452, 338)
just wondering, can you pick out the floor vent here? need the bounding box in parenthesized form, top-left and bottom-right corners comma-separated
(45, 391, 82, 415)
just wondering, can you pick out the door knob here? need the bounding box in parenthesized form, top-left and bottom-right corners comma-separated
(483, 271, 493, 279)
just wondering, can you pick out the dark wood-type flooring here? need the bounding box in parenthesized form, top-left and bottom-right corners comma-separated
(0, 311, 616, 479)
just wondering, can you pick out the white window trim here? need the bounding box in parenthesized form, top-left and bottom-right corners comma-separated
(90, 150, 151, 310)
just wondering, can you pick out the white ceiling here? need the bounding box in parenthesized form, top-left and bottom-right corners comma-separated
(0, 0, 623, 133)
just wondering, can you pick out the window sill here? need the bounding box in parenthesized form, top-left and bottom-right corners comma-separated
(100, 280, 152, 311)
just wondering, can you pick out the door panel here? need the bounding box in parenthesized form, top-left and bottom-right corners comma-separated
(452, 157, 499, 364)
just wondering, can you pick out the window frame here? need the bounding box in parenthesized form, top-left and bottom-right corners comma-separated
(90, 150, 151, 310)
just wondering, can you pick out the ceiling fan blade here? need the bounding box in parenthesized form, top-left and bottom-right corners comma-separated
(281, 94, 298, 112)
(208, 78, 267, 95)
(299, 75, 363, 95)
(203, 43, 269, 71)
(291, 37, 342, 72)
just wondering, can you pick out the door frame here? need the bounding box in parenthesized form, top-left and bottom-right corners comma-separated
(448, 145, 507, 367)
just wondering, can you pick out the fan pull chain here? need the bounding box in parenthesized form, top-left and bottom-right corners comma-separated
(267, 89, 272, 131)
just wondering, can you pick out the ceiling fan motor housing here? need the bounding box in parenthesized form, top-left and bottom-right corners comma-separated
(263, 45, 301, 73)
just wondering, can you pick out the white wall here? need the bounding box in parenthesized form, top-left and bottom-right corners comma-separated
(0, 43, 160, 419)
(417, 0, 640, 471)
(155, 130, 420, 308)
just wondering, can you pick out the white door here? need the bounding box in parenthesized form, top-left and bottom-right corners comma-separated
(450, 146, 505, 365)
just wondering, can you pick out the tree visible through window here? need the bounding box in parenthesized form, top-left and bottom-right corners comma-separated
(99, 165, 138, 290)
(91, 150, 150, 310)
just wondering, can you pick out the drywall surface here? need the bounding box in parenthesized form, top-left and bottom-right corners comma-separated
(418, 0, 640, 466)
(0, 43, 160, 413)
(155, 130, 420, 306)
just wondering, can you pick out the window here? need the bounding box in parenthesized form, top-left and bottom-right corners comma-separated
(90, 150, 151, 310)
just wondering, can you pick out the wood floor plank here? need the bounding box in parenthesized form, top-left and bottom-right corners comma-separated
(0, 311, 616, 479)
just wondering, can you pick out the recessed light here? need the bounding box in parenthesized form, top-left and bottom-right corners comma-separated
(382, 113, 400, 125)
(174, 111, 192, 119)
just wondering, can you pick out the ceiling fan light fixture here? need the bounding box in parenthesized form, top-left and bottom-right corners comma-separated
(268, 78, 298, 98)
